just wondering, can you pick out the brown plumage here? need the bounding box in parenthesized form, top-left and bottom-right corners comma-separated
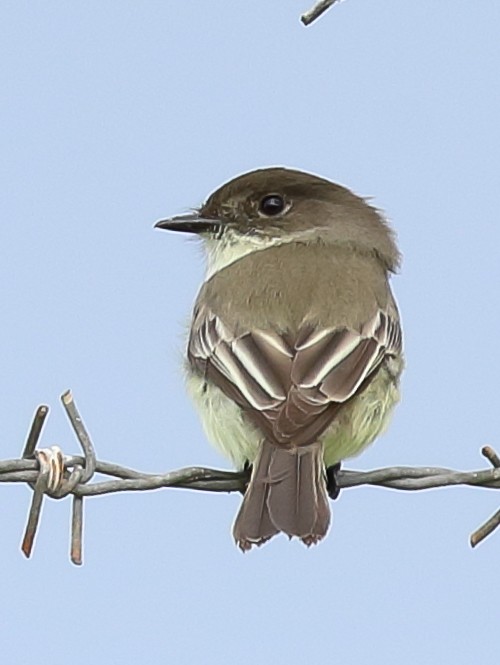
(156, 167, 403, 550)
(232, 442, 329, 550)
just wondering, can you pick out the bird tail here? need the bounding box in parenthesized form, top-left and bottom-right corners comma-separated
(233, 440, 331, 551)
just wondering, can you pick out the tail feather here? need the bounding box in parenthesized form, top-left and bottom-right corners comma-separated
(233, 441, 330, 551)
(232, 443, 279, 551)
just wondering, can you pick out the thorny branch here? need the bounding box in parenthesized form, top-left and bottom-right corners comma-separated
(2, 391, 500, 564)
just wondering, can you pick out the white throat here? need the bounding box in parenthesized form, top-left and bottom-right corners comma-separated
(203, 227, 321, 281)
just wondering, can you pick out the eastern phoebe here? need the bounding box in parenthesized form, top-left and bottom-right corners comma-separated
(156, 167, 403, 551)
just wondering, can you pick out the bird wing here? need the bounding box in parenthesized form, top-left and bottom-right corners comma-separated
(188, 304, 402, 447)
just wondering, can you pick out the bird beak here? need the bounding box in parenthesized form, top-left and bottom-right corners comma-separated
(154, 212, 221, 235)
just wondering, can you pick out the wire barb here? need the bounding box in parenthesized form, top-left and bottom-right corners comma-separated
(469, 447, 500, 547)
(301, 0, 340, 26)
(22, 405, 49, 459)
(19, 393, 97, 563)
(61, 390, 96, 483)
(71, 496, 84, 565)
(4, 393, 500, 563)
(20, 406, 51, 558)
(21, 468, 49, 558)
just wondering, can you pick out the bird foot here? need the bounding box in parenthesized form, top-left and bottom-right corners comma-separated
(326, 463, 341, 500)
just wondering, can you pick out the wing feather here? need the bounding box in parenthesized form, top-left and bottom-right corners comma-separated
(188, 304, 402, 447)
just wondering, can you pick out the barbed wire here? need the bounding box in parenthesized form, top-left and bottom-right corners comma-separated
(2, 390, 500, 565)
(301, 0, 340, 26)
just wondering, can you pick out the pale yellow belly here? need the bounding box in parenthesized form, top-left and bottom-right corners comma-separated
(185, 362, 401, 470)
(321, 364, 401, 467)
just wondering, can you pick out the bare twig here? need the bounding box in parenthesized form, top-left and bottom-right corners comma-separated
(3, 393, 500, 563)
(301, 0, 340, 26)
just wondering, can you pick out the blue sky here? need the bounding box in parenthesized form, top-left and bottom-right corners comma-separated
(1, 2, 500, 663)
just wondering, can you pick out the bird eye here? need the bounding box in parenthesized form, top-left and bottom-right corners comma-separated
(259, 194, 285, 216)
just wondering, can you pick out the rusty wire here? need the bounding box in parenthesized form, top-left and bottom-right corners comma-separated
(1, 390, 500, 565)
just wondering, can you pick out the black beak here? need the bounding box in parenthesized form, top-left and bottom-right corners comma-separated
(154, 213, 221, 235)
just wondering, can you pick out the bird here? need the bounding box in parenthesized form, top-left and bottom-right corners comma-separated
(155, 167, 403, 551)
